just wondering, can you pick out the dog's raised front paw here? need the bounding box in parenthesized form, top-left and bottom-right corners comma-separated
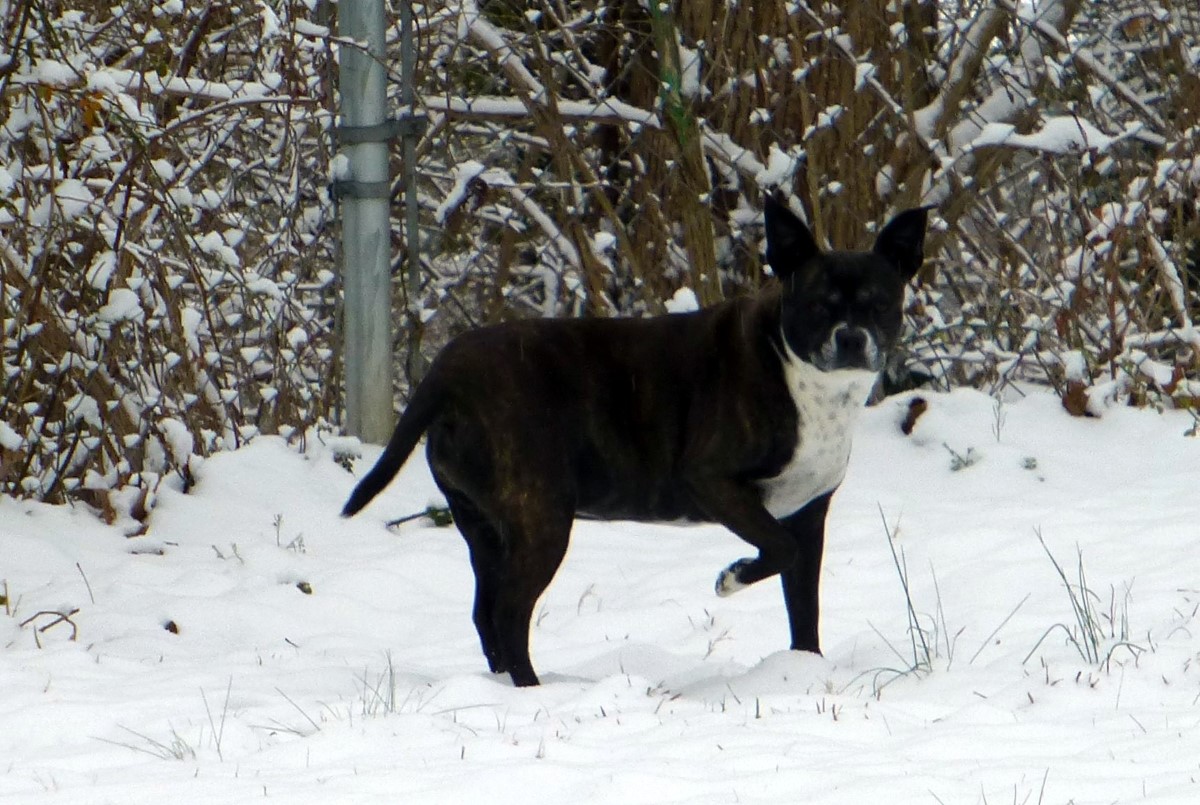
(715, 559, 752, 597)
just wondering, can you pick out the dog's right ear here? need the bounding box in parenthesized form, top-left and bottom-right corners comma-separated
(764, 197, 820, 282)
(873, 207, 931, 281)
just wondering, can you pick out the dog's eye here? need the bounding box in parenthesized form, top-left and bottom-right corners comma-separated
(865, 292, 892, 313)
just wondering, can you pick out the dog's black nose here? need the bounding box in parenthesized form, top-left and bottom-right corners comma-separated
(835, 327, 867, 356)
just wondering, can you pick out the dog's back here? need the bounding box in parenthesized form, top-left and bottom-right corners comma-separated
(406, 294, 795, 522)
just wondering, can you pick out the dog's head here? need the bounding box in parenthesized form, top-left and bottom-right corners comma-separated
(764, 198, 929, 373)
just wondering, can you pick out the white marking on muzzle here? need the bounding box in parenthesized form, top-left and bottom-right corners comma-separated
(821, 323, 879, 371)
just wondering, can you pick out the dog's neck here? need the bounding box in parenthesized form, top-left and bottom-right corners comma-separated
(779, 341, 879, 408)
(756, 342, 878, 519)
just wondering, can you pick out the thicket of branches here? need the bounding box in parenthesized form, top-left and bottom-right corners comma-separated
(1, 0, 339, 514)
(2, 0, 1199, 513)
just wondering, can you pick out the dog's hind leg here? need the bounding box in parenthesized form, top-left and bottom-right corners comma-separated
(443, 491, 507, 674)
(778, 491, 833, 654)
(487, 487, 573, 688)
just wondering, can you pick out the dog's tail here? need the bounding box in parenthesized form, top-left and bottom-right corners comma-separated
(341, 372, 442, 517)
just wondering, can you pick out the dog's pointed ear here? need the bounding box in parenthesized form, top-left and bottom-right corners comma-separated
(764, 197, 820, 281)
(873, 207, 931, 281)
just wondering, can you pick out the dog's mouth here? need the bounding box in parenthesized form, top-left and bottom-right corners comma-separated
(816, 353, 880, 372)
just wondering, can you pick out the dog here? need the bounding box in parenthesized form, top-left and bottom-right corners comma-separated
(342, 198, 930, 686)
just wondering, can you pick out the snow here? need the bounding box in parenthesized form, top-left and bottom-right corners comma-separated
(180, 306, 204, 355)
(293, 20, 329, 38)
(150, 159, 176, 182)
(32, 59, 77, 87)
(84, 66, 276, 106)
(0, 421, 21, 451)
(259, 3, 282, 38)
(853, 62, 876, 92)
(53, 178, 95, 221)
(158, 418, 195, 466)
(435, 160, 487, 223)
(704, 130, 768, 188)
(428, 95, 663, 130)
(591, 232, 616, 255)
(3, 389, 1200, 803)
(679, 44, 702, 99)
(1062, 350, 1088, 381)
(970, 116, 1125, 155)
(96, 288, 144, 325)
(874, 164, 895, 199)
(64, 394, 102, 429)
(86, 250, 117, 290)
(664, 287, 700, 314)
(79, 134, 118, 165)
(196, 232, 241, 268)
(286, 327, 309, 350)
(755, 144, 800, 189)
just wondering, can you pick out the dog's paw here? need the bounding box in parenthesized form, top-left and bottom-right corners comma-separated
(715, 559, 751, 597)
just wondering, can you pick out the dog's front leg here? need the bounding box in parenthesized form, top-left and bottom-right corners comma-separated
(685, 477, 800, 597)
(778, 491, 834, 654)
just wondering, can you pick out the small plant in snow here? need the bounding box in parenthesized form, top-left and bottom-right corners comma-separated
(991, 398, 1007, 443)
(703, 628, 733, 660)
(19, 608, 81, 648)
(1179, 404, 1200, 438)
(1024, 529, 1144, 668)
(97, 725, 197, 762)
(200, 679, 233, 762)
(857, 507, 961, 695)
(358, 653, 409, 718)
(943, 444, 980, 472)
(273, 515, 306, 553)
(210, 544, 245, 565)
(576, 583, 601, 615)
(332, 449, 359, 475)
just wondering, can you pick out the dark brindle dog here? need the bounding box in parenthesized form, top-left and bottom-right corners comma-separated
(342, 199, 929, 686)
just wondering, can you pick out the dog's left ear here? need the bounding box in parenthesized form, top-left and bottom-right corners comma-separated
(764, 197, 820, 282)
(873, 207, 931, 281)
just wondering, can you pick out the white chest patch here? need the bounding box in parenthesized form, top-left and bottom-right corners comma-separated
(758, 349, 878, 519)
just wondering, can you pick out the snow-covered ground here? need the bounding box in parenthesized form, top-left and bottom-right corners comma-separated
(3, 388, 1200, 803)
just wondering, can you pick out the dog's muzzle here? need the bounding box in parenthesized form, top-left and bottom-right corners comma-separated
(819, 325, 880, 371)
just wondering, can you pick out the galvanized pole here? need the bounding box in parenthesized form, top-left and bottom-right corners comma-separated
(339, 0, 393, 443)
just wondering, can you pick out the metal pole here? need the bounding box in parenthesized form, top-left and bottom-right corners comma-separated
(339, 0, 393, 443)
